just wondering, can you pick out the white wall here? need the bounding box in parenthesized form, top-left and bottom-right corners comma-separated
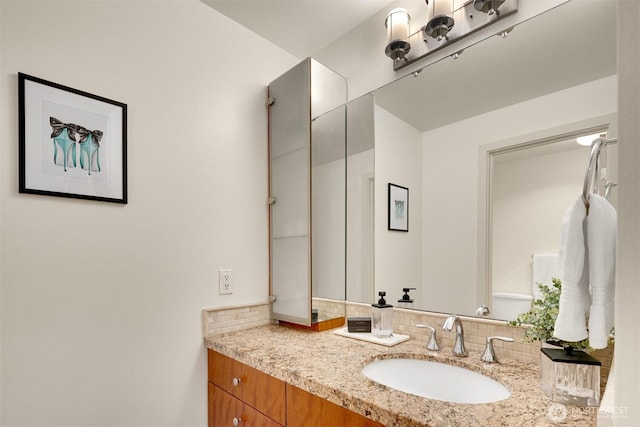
(0, 1, 298, 425)
(421, 76, 617, 315)
(611, 0, 640, 423)
(374, 105, 423, 306)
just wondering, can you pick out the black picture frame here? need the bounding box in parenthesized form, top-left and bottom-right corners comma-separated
(18, 73, 127, 204)
(388, 183, 408, 232)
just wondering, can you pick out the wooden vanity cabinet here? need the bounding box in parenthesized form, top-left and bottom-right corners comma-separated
(286, 384, 384, 427)
(208, 350, 286, 426)
(208, 349, 383, 427)
(208, 382, 282, 427)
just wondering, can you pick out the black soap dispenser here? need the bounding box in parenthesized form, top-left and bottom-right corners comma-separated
(398, 288, 416, 307)
(372, 291, 393, 338)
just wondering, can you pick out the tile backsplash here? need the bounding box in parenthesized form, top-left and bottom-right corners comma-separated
(202, 302, 271, 337)
(345, 302, 541, 363)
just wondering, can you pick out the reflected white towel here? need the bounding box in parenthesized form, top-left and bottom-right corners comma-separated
(554, 197, 590, 342)
(586, 194, 616, 349)
(553, 194, 617, 348)
(532, 254, 560, 300)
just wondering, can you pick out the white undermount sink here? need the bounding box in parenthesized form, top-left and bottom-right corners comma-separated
(361, 358, 510, 404)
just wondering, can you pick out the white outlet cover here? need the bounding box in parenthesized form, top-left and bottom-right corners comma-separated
(218, 269, 233, 295)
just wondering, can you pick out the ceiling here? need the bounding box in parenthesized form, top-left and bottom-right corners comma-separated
(202, 0, 395, 59)
(203, 0, 616, 132)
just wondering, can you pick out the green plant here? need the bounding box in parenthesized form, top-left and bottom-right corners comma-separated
(507, 278, 590, 350)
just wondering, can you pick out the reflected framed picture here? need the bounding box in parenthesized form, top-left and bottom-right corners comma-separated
(388, 183, 408, 232)
(18, 73, 127, 203)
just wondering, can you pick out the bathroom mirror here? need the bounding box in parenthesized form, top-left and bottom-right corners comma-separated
(346, 0, 617, 319)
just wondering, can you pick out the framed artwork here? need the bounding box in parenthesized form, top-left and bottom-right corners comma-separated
(388, 183, 408, 232)
(18, 73, 127, 203)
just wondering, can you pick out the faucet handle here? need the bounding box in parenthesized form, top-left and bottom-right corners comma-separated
(416, 324, 440, 351)
(481, 336, 515, 363)
(476, 305, 490, 316)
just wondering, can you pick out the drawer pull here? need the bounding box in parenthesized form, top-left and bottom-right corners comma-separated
(232, 417, 242, 426)
(232, 377, 241, 387)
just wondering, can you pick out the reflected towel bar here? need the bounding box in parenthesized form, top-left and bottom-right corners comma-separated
(582, 137, 617, 213)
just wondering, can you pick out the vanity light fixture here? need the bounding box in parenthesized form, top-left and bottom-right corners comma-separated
(384, 8, 411, 61)
(384, 0, 518, 71)
(424, 0, 455, 42)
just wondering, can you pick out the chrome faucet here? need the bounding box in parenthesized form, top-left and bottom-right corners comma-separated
(480, 336, 514, 363)
(442, 315, 467, 357)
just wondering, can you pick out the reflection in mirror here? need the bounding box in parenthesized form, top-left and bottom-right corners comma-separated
(346, 95, 375, 303)
(310, 61, 349, 325)
(488, 130, 616, 320)
(312, 104, 346, 303)
(346, 0, 617, 319)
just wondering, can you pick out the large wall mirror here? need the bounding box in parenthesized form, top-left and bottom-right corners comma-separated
(346, 0, 617, 319)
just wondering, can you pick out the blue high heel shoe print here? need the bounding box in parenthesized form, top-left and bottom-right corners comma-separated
(49, 117, 78, 172)
(77, 127, 103, 176)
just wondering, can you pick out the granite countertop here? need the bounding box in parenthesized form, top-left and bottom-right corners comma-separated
(204, 324, 595, 426)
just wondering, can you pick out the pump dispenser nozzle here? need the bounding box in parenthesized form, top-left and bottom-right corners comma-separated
(398, 288, 416, 303)
(377, 291, 388, 305)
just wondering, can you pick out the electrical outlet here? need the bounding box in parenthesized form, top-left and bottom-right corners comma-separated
(218, 269, 233, 295)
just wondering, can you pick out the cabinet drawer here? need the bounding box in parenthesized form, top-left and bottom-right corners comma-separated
(209, 383, 283, 427)
(208, 349, 286, 425)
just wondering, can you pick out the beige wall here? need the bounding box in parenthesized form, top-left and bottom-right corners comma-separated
(611, 0, 640, 423)
(0, 1, 297, 425)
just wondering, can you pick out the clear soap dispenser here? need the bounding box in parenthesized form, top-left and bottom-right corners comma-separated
(372, 291, 393, 338)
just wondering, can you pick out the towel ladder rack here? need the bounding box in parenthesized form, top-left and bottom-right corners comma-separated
(582, 136, 617, 213)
